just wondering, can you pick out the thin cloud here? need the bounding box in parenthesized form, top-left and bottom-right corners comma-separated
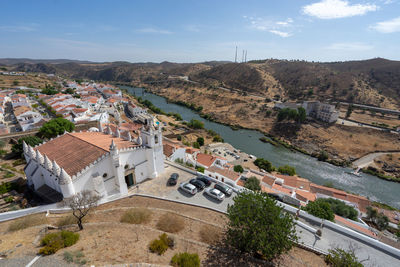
(0, 25, 38, 32)
(246, 16, 294, 37)
(269, 30, 292, 38)
(371, 17, 400, 33)
(136, 27, 172, 34)
(326, 42, 373, 51)
(302, 0, 378, 19)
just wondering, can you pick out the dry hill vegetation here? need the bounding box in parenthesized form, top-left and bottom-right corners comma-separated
(0, 196, 327, 266)
(4, 58, 400, 162)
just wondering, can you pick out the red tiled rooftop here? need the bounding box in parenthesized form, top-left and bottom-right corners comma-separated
(36, 132, 139, 177)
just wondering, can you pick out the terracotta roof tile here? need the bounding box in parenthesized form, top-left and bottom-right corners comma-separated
(36, 132, 139, 177)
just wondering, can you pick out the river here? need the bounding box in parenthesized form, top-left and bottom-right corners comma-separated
(124, 86, 400, 208)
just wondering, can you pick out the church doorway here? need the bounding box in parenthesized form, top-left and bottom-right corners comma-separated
(124, 167, 136, 188)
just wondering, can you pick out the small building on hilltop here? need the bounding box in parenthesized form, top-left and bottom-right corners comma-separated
(23, 119, 164, 201)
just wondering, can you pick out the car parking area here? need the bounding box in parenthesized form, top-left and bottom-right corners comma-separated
(134, 163, 236, 212)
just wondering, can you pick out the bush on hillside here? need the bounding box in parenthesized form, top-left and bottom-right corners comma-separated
(244, 176, 261, 191)
(39, 231, 79, 255)
(171, 252, 200, 267)
(120, 208, 152, 225)
(156, 213, 185, 233)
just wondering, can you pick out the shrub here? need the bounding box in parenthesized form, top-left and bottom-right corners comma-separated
(244, 176, 261, 191)
(196, 137, 204, 146)
(120, 208, 152, 224)
(188, 119, 204, 129)
(199, 225, 222, 244)
(278, 165, 296, 176)
(233, 165, 244, 173)
(4, 196, 14, 203)
(325, 247, 363, 267)
(171, 252, 201, 267)
(303, 199, 335, 221)
(61, 231, 80, 247)
(317, 198, 358, 221)
(177, 135, 182, 141)
(39, 231, 79, 255)
(63, 251, 74, 263)
(253, 158, 274, 172)
(195, 166, 205, 173)
(212, 135, 224, 142)
(8, 214, 47, 232)
(318, 150, 329, 161)
(159, 233, 175, 248)
(149, 238, 168, 255)
(57, 215, 78, 227)
(156, 213, 184, 233)
(192, 142, 200, 149)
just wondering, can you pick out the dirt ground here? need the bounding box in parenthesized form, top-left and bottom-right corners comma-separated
(145, 85, 400, 161)
(372, 153, 400, 178)
(339, 106, 400, 129)
(0, 73, 55, 89)
(0, 196, 327, 266)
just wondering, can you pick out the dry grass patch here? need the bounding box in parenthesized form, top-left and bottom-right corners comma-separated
(8, 214, 48, 232)
(120, 208, 152, 224)
(156, 212, 184, 233)
(199, 225, 222, 244)
(57, 215, 78, 228)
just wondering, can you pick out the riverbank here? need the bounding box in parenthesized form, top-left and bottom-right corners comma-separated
(121, 86, 400, 208)
(132, 87, 356, 167)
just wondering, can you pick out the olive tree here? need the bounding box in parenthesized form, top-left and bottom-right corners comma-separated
(63, 190, 101, 230)
(226, 191, 298, 261)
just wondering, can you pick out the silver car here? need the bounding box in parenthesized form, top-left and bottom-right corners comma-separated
(204, 188, 225, 201)
(179, 182, 197, 195)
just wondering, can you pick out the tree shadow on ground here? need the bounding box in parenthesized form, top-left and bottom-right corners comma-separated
(271, 122, 301, 139)
(202, 240, 274, 267)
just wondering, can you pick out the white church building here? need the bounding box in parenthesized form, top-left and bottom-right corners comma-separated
(23, 119, 164, 201)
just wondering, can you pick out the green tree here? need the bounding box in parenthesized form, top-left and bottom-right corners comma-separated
(325, 247, 363, 267)
(288, 109, 298, 121)
(297, 107, 306, 123)
(38, 118, 75, 139)
(192, 142, 200, 149)
(346, 104, 353, 118)
(12, 136, 43, 157)
(188, 119, 204, 129)
(233, 165, 244, 173)
(253, 158, 274, 172)
(226, 191, 297, 261)
(316, 198, 358, 221)
(244, 177, 261, 191)
(63, 88, 75, 94)
(278, 165, 296, 176)
(277, 108, 289, 121)
(303, 199, 335, 221)
(196, 137, 204, 146)
(13, 80, 19, 86)
(375, 213, 389, 231)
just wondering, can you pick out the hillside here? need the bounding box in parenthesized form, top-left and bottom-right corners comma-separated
(4, 57, 400, 108)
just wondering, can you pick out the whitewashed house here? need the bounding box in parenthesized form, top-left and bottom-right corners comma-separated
(23, 118, 164, 201)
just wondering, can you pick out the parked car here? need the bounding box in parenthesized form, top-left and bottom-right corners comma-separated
(204, 188, 225, 201)
(196, 176, 212, 187)
(167, 173, 179, 186)
(189, 179, 206, 191)
(179, 182, 197, 195)
(214, 183, 233, 197)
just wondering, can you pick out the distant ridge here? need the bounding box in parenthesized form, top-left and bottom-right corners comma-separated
(0, 58, 98, 65)
(2, 57, 400, 108)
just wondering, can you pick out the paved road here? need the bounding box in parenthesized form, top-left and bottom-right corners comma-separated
(353, 152, 392, 168)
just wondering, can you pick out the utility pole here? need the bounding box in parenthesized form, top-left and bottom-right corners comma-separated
(235, 46, 237, 63)
(245, 50, 247, 63)
(242, 50, 244, 63)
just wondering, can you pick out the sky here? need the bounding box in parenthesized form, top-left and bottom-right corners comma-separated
(0, 0, 399, 63)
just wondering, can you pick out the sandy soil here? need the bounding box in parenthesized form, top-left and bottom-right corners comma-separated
(0, 196, 327, 266)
